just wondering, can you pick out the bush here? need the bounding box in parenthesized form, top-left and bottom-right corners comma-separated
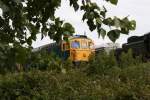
(0, 44, 31, 74)
(0, 44, 149, 100)
(87, 51, 117, 75)
(27, 51, 71, 73)
(119, 49, 142, 68)
(0, 62, 150, 100)
(0, 70, 101, 99)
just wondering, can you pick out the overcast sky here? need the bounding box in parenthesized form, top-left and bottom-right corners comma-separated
(32, 0, 150, 48)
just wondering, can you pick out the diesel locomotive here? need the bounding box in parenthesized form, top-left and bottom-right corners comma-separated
(33, 35, 95, 63)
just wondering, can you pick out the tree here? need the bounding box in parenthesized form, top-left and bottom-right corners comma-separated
(0, 0, 136, 67)
(0, 0, 136, 45)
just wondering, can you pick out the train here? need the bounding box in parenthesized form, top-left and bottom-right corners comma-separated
(33, 35, 95, 64)
(115, 32, 150, 61)
(33, 32, 150, 65)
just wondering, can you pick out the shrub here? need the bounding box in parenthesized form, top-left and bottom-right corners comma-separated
(119, 49, 142, 68)
(87, 51, 117, 75)
(0, 62, 150, 100)
(27, 51, 68, 73)
(0, 43, 149, 100)
(0, 44, 31, 74)
(0, 70, 101, 100)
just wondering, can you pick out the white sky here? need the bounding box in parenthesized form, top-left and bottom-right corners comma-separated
(32, 0, 150, 48)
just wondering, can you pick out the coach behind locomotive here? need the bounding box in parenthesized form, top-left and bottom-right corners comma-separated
(116, 32, 150, 60)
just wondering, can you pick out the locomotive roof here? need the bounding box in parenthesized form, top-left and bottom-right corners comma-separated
(33, 35, 93, 52)
(32, 42, 58, 52)
(69, 35, 92, 41)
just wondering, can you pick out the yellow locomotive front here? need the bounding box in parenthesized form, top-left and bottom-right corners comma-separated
(61, 35, 95, 63)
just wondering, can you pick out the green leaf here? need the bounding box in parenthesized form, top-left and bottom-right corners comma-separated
(97, 28, 106, 39)
(110, 0, 118, 5)
(63, 36, 69, 42)
(114, 17, 120, 28)
(63, 23, 75, 33)
(88, 12, 95, 19)
(103, 18, 114, 26)
(82, 12, 87, 21)
(107, 29, 120, 42)
(70, 0, 79, 11)
(73, 3, 79, 11)
(100, 11, 106, 18)
(87, 19, 96, 31)
(130, 20, 136, 30)
(96, 18, 102, 25)
(121, 28, 129, 35)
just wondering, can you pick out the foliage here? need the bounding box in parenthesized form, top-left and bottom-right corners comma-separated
(0, 0, 136, 45)
(0, 61, 149, 100)
(0, 43, 30, 74)
(27, 50, 73, 73)
(0, 1, 147, 99)
(86, 51, 117, 75)
(119, 49, 142, 68)
(0, 49, 150, 99)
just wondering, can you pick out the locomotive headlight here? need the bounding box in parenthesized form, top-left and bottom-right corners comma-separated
(83, 53, 86, 57)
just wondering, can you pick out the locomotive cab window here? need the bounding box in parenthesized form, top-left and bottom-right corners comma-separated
(71, 41, 80, 49)
(82, 41, 88, 49)
(89, 42, 94, 49)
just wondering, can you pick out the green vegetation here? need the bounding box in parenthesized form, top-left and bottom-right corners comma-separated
(0, 0, 135, 45)
(0, 0, 148, 99)
(0, 51, 149, 100)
